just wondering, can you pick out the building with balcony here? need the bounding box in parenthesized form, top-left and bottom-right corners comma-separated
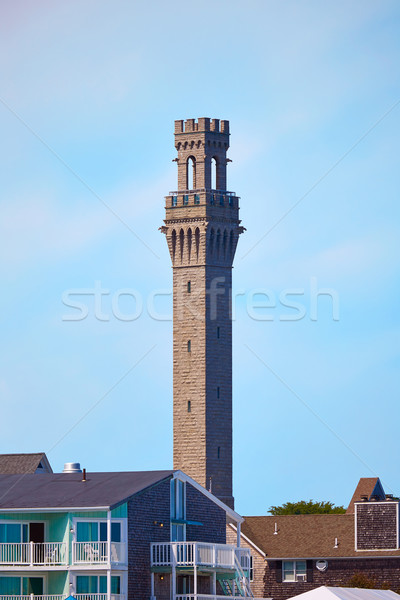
(0, 463, 255, 600)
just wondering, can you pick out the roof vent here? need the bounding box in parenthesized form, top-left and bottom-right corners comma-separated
(361, 495, 369, 502)
(63, 462, 82, 473)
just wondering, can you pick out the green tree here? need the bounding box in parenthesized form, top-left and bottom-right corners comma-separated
(268, 500, 346, 515)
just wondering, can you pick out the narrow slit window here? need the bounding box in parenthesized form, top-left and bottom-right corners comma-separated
(172, 196, 177, 207)
(217, 326, 220, 339)
(217, 387, 220, 399)
(183, 195, 189, 206)
(187, 340, 191, 353)
(187, 281, 191, 293)
(187, 401, 191, 413)
(217, 446, 221, 459)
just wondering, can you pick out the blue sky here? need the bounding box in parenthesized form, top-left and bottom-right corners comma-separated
(0, 0, 399, 515)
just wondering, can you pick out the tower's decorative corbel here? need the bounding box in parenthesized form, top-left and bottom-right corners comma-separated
(159, 226, 168, 234)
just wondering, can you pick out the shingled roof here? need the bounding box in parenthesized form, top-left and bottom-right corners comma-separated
(0, 453, 52, 474)
(0, 470, 174, 510)
(346, 477, 385, 514)
(240, 512, 400, 559)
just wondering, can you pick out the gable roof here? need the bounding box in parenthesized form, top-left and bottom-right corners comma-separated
(0, 453, 52, 474)
(241, 513, 400, 559)
(346, 478, 385, 514)
(0, 470, 173, 510)
(289, 587, 400, 600)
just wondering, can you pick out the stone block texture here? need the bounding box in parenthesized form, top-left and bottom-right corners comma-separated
(162, 118, 244, 509)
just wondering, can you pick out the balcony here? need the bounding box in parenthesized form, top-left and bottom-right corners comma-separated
(150, 542, 250, 571)
(0, 596, 65, 600)
(0, 543, 67, 566)
(72, 542, 126, 565)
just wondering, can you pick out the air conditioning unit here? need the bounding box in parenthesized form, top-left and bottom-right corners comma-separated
(296, 574, 307, 582)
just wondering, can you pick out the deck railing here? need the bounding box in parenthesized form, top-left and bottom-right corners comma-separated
(150, 542, 250, 570)
(0, 595, 65, 600)
(0, 542, 67, 565)
(72, 541, 126, 564)
(74, 594, 125, 600)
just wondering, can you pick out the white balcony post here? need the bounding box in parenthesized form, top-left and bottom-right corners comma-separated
(107, 510, 112, 600)
(194, 564, 197, 598)
(150, 571, 155, 599)
(212, 571, 216, 596)
(30, 541, 34, 566)
(172, 545, 176, 600)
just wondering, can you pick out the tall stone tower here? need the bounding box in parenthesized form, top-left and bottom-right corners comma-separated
(161, 118, 243, 509)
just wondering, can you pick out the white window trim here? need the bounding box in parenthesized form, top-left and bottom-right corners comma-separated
(72, 518, 126, 543)
(0, 519, 47, 542)
(282, 560, 307, 582)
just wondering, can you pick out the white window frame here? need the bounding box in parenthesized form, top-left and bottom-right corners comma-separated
(0, 574, 47, 594)
(72, 518, 126, 543)
(282, 560, 307, 582)
(72, 572, 125, 596)
(0, 520, 47, 543)
(170, 478, 186, 542)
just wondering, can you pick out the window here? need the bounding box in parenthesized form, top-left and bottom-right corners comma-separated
(217, 387, 220, 399)
(0, 523, 28, 543)
(76, 521, 121, 542)
(249, 556, 254, 582)
(76, 575, 120, 595)
(187, 340, 191, 352)
(283, 560, 307, 582)
(187, 281, 191, 293)
(172, 196, 177, 207)
(210, 194, 215, 205)
(217, 447, 221, 459)
(170, 479, 186, 541)
(183, 195, 189, 206)
(194, 194, 200, 205)
(229, 196, 234, 207)
(0, 577, 43, 596)
(217, 326, 220, 339)
(187, 401, 191, 413)
(219, 195, 224, 206)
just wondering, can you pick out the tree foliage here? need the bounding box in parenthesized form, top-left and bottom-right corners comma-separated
(268, 500, 346, 515)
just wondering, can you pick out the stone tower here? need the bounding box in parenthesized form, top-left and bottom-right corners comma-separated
(161, 118, 244, 509)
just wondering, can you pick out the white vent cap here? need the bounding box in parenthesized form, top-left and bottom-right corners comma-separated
(63, 462, 82, 473)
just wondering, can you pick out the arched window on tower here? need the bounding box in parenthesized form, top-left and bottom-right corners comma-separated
(209, 228, 215, 256)
(223, 230, 227, 258)
(187, 228, 192, 262)
(216, 229, 221, 256)
(179, 229, 184, 262)
(229, 230, 234, 257)
(195, 228, 200, 260)
(171, 229, 176, 262)
(187, 156, 196, 190)
(211, 157, 217, 190)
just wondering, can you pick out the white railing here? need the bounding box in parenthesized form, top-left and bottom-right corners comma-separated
(0, 542, 67, 565)
(175, 596, 257, 600)
(0, 596, 65, 600)
(74, 594, 125, 600)
(150, 542, 250, 570)
(72, 542, 126, 564)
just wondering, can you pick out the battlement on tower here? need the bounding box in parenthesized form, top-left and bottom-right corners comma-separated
(175, 118, 229, 135)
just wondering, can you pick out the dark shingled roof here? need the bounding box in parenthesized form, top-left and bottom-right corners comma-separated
(0, 471, 174, 510)
(0, 453, 52, 474)
(346, 477, 385, 514)
(241, 513, 400, 559)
